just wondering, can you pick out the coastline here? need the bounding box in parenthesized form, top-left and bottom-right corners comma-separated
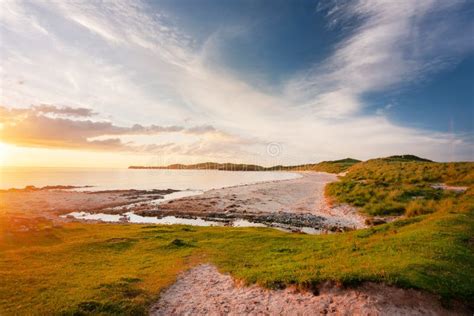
(143, 172, 366, 230)
(1, 171, 366, 231)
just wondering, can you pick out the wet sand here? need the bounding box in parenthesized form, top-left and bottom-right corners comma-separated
(0, 188, 176, 218)
(142, 172, 366, 230)
(150, 264, 464, 316)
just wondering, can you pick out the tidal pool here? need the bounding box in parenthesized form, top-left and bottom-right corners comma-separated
(61, 211, 325, 234)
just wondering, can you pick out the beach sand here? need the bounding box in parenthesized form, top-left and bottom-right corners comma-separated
(150, 264, 463, 316)
(145, 172, 366, 229)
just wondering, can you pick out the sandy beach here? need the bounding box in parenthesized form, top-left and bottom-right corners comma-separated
(0, 172, 365, 230)
(143, 172, 366, 230)
(151, 264, 464, 316)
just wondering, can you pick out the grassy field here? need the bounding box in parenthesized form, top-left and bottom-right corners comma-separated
(327, 158, 474, 216)
(1, 202, 473, 315)
(1, 157, 473, 315)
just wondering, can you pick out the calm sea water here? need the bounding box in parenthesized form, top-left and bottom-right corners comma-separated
(0, 167, 300, 191)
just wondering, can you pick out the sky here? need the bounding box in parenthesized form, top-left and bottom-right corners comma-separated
(0, 0, 473, 167)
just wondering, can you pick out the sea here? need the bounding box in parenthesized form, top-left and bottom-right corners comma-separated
(0, 167, 300, 191)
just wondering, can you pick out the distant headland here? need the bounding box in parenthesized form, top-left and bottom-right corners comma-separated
(129, 155, 433, 173)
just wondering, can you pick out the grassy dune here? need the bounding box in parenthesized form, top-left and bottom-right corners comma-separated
(284, 158, 361, 173)
(327, 159, 473, 216)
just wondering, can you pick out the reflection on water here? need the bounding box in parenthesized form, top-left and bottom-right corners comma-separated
(232, 219, 266, 227)
(0, 167, 301, 191)
(61, 211, 325, 234)
(62, 212, 225, 226)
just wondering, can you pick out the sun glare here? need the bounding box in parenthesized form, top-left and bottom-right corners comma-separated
(0, 142, 8, 165)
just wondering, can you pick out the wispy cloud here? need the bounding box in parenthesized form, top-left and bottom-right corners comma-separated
(0, 105, 256, 155)
(52, 0, 193, 69)
(0, 0, 472, 164)
(286, 0, 474, 117)
(31, 104, 96, 117)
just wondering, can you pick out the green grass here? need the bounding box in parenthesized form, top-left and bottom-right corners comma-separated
(305, 158, 361, 173)
(1, 202, 473, 315)
(326, 160, 474, 216)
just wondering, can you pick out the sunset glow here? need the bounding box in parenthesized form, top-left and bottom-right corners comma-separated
(0, 143, 6, 165)
(0, 0, 472, 167)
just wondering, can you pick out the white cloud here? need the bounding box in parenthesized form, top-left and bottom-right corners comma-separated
(286, 0, 474, 117)
(0, 0, 472, 164)
(0, 105, 256, 156)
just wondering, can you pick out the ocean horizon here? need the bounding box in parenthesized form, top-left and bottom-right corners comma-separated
(0, 167, 300, 191)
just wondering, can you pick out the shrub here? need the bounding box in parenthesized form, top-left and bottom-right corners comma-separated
(405, 200, 436, 217)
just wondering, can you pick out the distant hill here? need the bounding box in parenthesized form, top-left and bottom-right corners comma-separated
(382, 155, 432, 162)
(130, 156, 437, 174)
(276, 158, 361, 173)
(129, 157, 361, 173)
(129, 162, 267, 171)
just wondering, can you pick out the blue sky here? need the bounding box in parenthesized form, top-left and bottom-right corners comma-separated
(0, 0, 473, 166)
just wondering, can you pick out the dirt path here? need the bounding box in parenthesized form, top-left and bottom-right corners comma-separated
(150, 264, 463, 316)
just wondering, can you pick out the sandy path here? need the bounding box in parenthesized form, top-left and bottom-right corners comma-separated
(150, 264, 463, 316)
(147, 172, 366, 229)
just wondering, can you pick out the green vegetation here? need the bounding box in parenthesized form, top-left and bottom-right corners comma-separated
(381, 155, 433, 162)
(326, 158, 474, 216)
(305, 158, 361, 173)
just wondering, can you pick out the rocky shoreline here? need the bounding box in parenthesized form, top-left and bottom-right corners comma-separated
(135, 211, 353, 232)
(2, 172, 367, 232)
(135, 172, 366, 230)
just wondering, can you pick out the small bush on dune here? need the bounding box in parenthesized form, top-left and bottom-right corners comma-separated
(405, 200, 436, 217)
(363, 201, 405, 216)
